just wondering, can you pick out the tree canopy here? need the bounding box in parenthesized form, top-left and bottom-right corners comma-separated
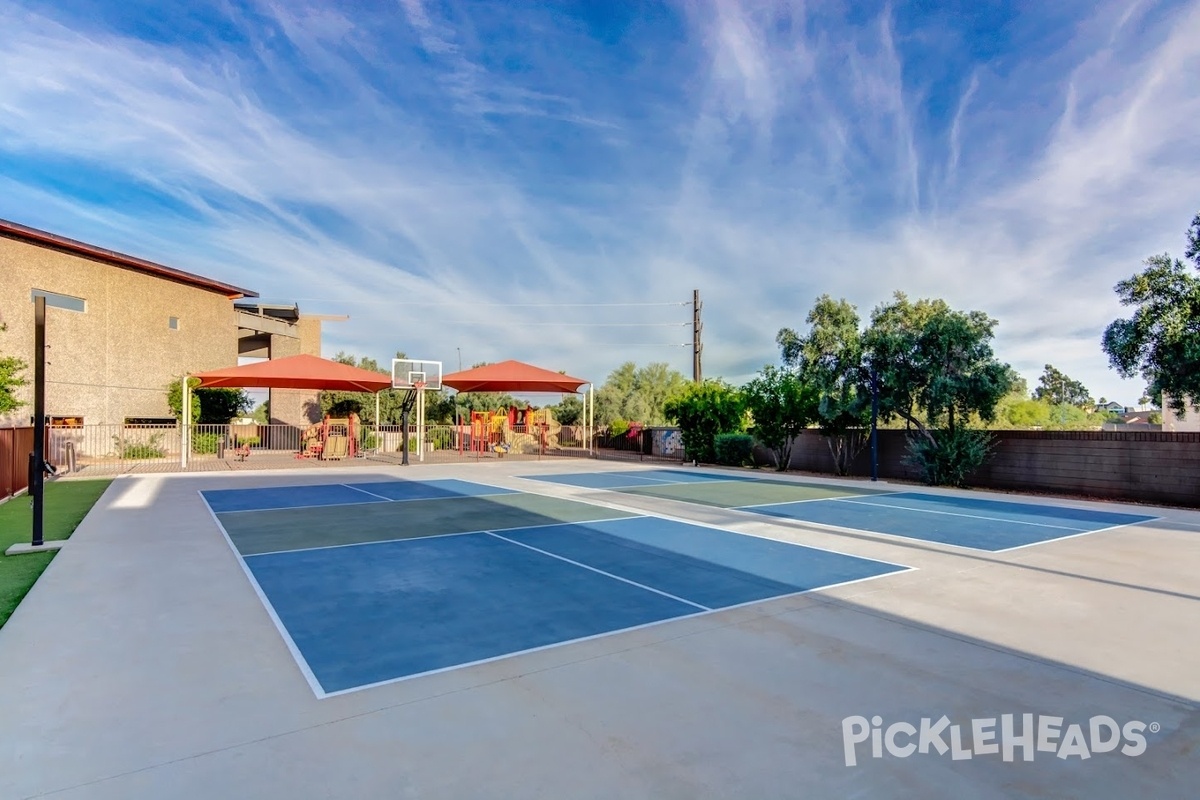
(863, 292, 1013, 439)
(742, 365, 818, 470)
(777, 295, 871, 474)
(1033, 364, 1092, 407)
(662, 380, 745, 464)
(0, 322, 26, 417)
(322, 351, 457, 424)
(594, 361, 689, 427)
(1102, 213, 1200, 418)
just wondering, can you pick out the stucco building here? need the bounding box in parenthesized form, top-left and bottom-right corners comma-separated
(1161, 393, 1200, 433)
(0, 218, 329, 429)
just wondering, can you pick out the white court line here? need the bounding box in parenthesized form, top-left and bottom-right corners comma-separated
(493, 483, 913, 571)
(242, 514, 638, 558)
(198, 491, 328, 699)
(319, 564, 916, 699)
(995, 518, 1163, 553)
(341, 484, 394, 501)
(202, 488, 914, 700)
(212, 486, 516, 514)
(737, 490, 905, 510)
(485, 531, 711, 611)
(516, 473, 744, 491)
(828, 497, 1094, 531)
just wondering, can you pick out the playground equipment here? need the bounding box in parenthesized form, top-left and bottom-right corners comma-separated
(464, 405, 563, 456)
(297, 413, 360, 460)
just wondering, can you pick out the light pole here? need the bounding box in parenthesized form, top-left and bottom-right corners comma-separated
(455, 348, 462, 432)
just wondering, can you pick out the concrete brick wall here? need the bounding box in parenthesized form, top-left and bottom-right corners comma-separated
(266, 323, 322, 428)
(776, 429, 1200, 507)
(0, 237, 238, 426)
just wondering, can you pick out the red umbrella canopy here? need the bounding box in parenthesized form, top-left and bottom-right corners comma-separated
(192, 354, 392, 393)
(441, 360, 588, 393)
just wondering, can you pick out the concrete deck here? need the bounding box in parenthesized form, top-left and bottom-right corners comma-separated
(1, 460, 1197, 799)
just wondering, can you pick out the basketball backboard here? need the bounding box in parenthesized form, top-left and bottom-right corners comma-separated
(391, 359, 442, 390)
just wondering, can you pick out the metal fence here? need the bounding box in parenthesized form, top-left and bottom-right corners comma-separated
(41, 421, 605, 474)
(1, 426, 35, 501)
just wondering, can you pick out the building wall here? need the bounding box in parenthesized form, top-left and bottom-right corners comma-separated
(1160, 394, 1200, 432)
(267, 316, 325, 427)
(0, 236, 238, 426)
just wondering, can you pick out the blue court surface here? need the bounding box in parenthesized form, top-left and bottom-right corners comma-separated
(747, 492, 1157, 551)
(528, 469, 1158, 552)
(201, 479, 909, 696)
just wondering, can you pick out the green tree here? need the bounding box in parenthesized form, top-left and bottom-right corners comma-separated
(741, 366, 818, 471)
(863, 292, 1013, 485)
(1033, 364, 1092, 407)
(777, 295, 871, 474)
(594, 361, 688, 427)
(1102, 220, 1200, 420)
(662, 380, 745, 464)
(321, 351, 459, 424)
(0, 322, 27, 416)
(167, 378, 251, 423)
(549, 395, 584, 425)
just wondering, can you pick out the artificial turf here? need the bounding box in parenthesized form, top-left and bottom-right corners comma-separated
(0, 479, 112, 629)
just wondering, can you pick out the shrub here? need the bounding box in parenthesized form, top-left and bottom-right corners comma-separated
(609, 419, 630, 436)
(902, 427, 995, 487)
(116, 433, 166, 460)
(663, 381, 745, 464)
(191, 432, 222, 455)
(428, 427, 452, 450)
(714, 433, 756, 467)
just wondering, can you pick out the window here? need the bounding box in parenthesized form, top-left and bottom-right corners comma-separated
(31, 289, 86, 313)
(49, 416, 84, 428)
(168, 316, 180, 330)
(124, 417, 176, 427)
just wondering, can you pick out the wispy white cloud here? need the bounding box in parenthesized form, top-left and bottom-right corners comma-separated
(0, 0, 1197, 402)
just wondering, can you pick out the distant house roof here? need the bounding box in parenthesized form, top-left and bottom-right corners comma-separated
(0, 217, 257, 300)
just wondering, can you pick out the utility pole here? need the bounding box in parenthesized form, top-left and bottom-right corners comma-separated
(692, 289, 703, 383)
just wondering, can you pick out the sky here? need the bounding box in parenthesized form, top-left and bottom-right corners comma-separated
(1, 0, 1198, 405)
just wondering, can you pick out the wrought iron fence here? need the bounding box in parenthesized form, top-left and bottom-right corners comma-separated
(41, 421, 604, 472)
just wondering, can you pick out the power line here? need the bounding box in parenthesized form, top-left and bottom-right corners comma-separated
(441, 321, 688, 327)
(287, 299, 689, 308)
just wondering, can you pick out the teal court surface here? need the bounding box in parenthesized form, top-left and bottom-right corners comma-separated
(201, 477, 908, 695)
(525, 468, 1159, 551)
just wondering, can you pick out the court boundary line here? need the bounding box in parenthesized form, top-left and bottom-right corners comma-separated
(732, 501, 1160, 553)
(318, 565, 915, 699)
(826, 497, 1098, 531)
(994, 519, 1162, 553)
(495, 483, 914, 571)
(519, 474, 747, 491)
(727, 490, 906, 510)
(341, 484, 394, 502)
(198, 491, 329, 699)
(521, 476, 1157, 554)
(486, 531, 711, 611)
(240, 513, 639, 558)
(208, 484, 518, 514)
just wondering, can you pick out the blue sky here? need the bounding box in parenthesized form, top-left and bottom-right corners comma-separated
(2, 0, 1198, 404)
